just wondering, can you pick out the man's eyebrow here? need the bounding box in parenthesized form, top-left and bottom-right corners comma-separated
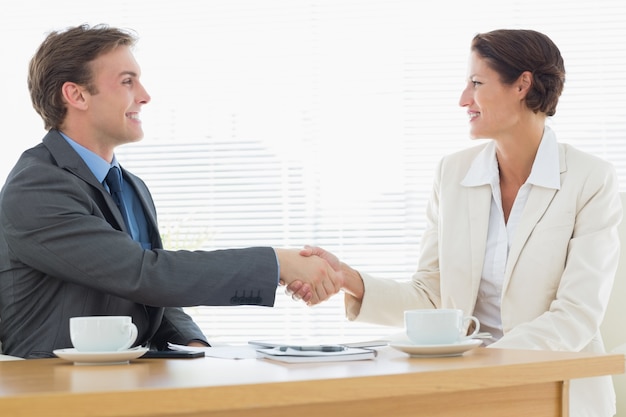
(119, 70, 139, 77)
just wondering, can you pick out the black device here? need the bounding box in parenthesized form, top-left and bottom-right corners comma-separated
(142, 350, 205, 359)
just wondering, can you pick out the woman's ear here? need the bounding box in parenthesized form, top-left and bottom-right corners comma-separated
(61, 82, 89, 110)
(517, 71, 533, 96)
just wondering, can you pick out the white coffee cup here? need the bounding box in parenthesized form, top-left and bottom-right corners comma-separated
(70, 316, 138, 352)
(404, 309, 480, 345)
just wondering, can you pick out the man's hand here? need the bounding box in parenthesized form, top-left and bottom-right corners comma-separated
(294, 245, 364, 301)
(276, 248, 343, 305)
(282, 245, 343, 305)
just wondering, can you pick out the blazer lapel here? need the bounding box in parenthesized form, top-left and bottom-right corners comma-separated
(468, 184, 492, 297)
(43, 131, 127, 229)
(502, 145, 566, 291)
(43, 130, 104, 190)
(123, 171, 163, 248)
(43, 131, 160, 242)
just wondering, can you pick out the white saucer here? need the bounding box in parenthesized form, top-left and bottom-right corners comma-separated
(53, 347, 148, 365)
(389, 338, 482, 357)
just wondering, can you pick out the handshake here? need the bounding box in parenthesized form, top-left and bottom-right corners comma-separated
(275, 246, 346, 306)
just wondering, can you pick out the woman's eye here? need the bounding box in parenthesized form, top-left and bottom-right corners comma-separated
(472, 80, 481, 87)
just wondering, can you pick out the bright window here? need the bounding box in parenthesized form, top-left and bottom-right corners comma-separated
(2, 0, 625, 343)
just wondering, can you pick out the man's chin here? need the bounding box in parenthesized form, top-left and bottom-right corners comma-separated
(129, 132, 145, 142)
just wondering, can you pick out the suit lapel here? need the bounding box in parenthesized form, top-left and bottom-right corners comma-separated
(122, 172, 157, 226)
(122, 171, 162, 248)
(43, 131, 160, 243)
(43, 131, 126, 229)
(502, 145, 566, 291)
(504, 187, 557, 275)
(468, 184, 492, 296)
(43, 130, 104, 190)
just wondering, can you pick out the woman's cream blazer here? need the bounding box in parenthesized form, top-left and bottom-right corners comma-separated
(347, 130, 622, 417)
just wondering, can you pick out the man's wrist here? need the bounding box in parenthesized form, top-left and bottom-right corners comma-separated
(273, 248, 281, 285)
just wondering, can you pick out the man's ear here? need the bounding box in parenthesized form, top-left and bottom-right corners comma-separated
(61, 82, 89, 110)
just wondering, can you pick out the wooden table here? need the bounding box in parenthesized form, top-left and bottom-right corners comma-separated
(0, 346, 623, 417)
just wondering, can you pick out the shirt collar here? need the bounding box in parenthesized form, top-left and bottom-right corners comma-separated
(59, 132, 120, 183)
(461, 126, 561, 190)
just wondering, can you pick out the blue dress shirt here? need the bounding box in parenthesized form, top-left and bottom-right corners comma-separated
(60, 133, 152, 249)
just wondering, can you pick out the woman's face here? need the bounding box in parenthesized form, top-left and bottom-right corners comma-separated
(459, 51, 525, 140)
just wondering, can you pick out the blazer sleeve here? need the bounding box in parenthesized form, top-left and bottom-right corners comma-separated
(344, 157, 445, 326)
(150, 307, 209, 349)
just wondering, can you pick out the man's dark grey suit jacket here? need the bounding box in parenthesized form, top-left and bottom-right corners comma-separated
(0, 130, 278, 358)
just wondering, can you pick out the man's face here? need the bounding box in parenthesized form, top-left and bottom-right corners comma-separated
(83, 45, 151, 149)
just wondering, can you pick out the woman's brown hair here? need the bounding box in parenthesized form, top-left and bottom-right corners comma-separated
(472, 29, 565, 116)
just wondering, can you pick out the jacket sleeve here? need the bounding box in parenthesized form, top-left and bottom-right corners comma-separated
(0, 148, 279, 309)
(150, 307, 209, 349)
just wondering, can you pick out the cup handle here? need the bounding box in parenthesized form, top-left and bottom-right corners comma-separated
(118, 323, 138, 351)
(463, 316, 481, 339)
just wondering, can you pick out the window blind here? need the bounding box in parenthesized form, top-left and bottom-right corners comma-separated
(2, 0, 625, 343)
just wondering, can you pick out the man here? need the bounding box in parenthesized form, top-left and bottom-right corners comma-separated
(0, 24, 334, 358)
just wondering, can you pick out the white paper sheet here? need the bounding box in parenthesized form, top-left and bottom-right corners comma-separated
(167, 343, 258, 359)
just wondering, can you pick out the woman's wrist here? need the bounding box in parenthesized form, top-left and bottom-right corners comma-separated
(341, 263, 365, 300)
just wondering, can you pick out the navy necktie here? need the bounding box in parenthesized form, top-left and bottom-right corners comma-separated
(105, 166, 131, 232)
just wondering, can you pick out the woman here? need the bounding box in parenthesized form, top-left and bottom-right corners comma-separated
(295, 29, 621, 416)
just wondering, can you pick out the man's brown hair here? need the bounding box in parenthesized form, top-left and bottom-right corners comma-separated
(28, 24, 137, 130)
